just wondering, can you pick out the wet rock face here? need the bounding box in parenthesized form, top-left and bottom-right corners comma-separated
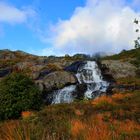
(41, 71, 77, 92)
(101, 60, 137, 79)
(38, 70, 52, 79)
(64, 61, 85, 73)
(76, 84, 87, 99)
(0, 68, 12, 77)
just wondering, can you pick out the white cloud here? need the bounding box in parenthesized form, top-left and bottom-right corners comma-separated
(45, 0, 140, 55)
(0, 2, 35, 24)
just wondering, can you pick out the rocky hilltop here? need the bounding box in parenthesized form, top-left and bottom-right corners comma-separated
(0, 49, 140, 90)
(0, 50, 89, 93)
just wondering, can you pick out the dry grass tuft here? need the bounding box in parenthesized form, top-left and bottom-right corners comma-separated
(71, 120, 86, 137)
(80, 116, 140, 140)
(0, 120, 30, 140)
(86, 117, 112, 140)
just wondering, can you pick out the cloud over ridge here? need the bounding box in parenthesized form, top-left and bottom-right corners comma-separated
(44, 0, 140, 55)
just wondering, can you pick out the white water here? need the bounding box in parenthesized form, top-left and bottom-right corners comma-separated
(76, 61, 109, 99)
(51, 61, 109, 104)
(52, 85, 76, 104)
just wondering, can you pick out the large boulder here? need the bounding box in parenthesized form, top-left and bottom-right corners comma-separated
(101, 60, 137, 79)
(32, 63, 63, 79)
(40, 71, 77, 92)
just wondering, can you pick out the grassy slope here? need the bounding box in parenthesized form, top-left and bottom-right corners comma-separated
(102, 48, 140, 60)
(0, 90, 140, 140)
(0, 49, 140, 140)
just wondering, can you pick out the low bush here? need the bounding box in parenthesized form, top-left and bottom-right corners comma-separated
(0, 72, 42, 120)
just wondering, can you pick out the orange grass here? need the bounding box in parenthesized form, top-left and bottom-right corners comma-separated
(0, 92, 139, 140)
(71, 120, 86, 137)
(71, 114, 140, 140)
(91, 95, 115, 106)
(21, 111, 34, 119)
(0, 121, 30, 140)
(70, 91, 140, 140)
(92, 93, 132, 106)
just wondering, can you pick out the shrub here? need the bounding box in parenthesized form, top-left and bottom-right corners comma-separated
(0, 72, 42, 120)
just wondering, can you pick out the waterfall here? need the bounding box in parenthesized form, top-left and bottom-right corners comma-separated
(76, 61, 109, 99)
(51, 85, 76, 104)
(50, 61, 109, 104)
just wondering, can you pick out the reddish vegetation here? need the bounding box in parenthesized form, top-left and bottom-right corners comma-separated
(71, 120, 86, 137)
(91, 93, 132, 106)
(70, 92, 140, 140)
(71, 114, 140, 140)
(91, 95, 115, 106)
(21, 111, 34, 119)
(0, 121, 30, 140)
(0, 91, 140, 140)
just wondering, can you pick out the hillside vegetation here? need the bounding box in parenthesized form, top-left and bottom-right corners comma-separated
(103, 48, 140, 60)
(0, 90, 140, 140)
(103, 48, 140, 68)
(0, 49, 140, 140)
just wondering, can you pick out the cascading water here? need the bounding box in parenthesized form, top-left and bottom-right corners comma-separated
(76, 61, 109, 99)
(50, 61, 109, 104)
(51, 85, 76, 104)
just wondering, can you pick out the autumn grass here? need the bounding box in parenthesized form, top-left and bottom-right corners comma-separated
(79, 116, 140, 140)
(70, 91, 140, 140)
(0, 90, 140, 140)
(0, 121, 30, 140)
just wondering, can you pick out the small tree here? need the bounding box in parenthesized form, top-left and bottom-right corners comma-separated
(134, 18, 140, 48)
(0, 73, 42, 120)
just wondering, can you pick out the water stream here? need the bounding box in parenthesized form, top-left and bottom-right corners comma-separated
(50, 61, 109, 104)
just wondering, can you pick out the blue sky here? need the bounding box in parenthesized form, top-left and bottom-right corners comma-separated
(0, 0, 140, 56)
(0, 0, 85, 54)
